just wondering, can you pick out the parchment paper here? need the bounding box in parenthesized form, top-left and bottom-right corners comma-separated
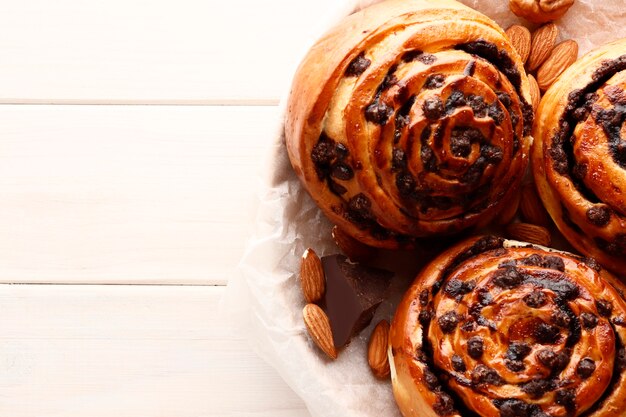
(222, 1, 626, 416)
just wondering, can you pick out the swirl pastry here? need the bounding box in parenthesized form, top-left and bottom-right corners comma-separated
(532, 38, 626, 273)
(285, 0, 534, 248)
(390, 235, 626, 417)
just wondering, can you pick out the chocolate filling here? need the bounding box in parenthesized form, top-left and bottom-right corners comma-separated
(345, 52, 371, 77)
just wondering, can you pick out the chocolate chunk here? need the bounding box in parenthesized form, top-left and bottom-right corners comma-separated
(505, 359, 525, 372)
(596, 299, 613, 317)
(331, 163, 354, 181)
(417, 53, 437, 65)
(345, 53, 371, 77)
(537, 349, 569, 371)
(488, 103, 505, 125)
(552, 310, 572, 328)
(396, 173, 415, 197)
(520, 254, 565, 271)
(580, 312, 598, 329)
(421, 144, 437, 172)
(419, 289, 430, 306)
(582, 257, 602, 272)
(549, 143, 569, 174)
(587, 206, 611, 226)
(445, 279, 475, 298)
(507, 341, 531, 361)
(576, 358, 596, 379)
(467, 336, 484, 359)
(521, 378, 555, 398)
(419, 309, 433, 326)
(478, 288, 493, 306)
(534, 322, 561, 344)
(365, 100, 393, 125)
(424, 73, 446, 89)
(497, 92, 512, 108)
(392, 148, 406, 170)
(423, 369, 440, 390)
(348, 193, 373, 221)
(452, 354, 466, 372)
(438, 311, 460, 333)
(524, 291, 548, 308)
(493, 266, 524, 289)
(496, 399, 533, 417)
(423, 97, 444, 120)
(555, 388, 576, 411)
(472, 365, 504, 385)
(618, 347, 626, 371)
(467, 94, 488, 117)
(320, 255, 393, 348)
(445, 91, 467, 113)
(433, 392, 455, 416)
(328, 180, 347, 195)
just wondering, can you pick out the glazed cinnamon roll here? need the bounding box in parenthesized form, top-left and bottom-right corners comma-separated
(390, 236, 626, 417)
(285, 0, 534, 248)
(532, 38, 626, 273)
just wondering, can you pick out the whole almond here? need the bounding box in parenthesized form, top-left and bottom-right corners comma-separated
(495, 190, 521, 226)
(537, 40, 578, 91)
(528, 74, 541, 112)
(520, 183, 551, 227)
(332, 225, 376, 262)
(368, 320, 391, 379)
(506, 25, 531, 64)
(506, 222, 552, 246)
(527, 23, 559, 72)
(303, 304, 337, 359)
(300, 248, 326, 304)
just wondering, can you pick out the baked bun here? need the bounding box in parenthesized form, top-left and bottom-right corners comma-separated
(390, 235, 626, 417)
(532, 38, 626, 274)
(285, 0, 534, 248)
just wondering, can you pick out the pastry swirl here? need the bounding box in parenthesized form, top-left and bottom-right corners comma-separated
(285, 0, 533, 248)
(390, 236, 626, 417)
(532, 38, 626, 273)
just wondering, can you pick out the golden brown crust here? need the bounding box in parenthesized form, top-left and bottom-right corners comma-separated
(390, 235, 626, 417)
(532, 38, 626, 275)
(286, 0, 533, 249)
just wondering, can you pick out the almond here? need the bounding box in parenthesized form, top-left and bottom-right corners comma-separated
(368, 320, 390, 379)
(300, 248, 326, 304)
(506, 25, 531, 64)
(536, 40, 578, 91)
(520, 183, 551, 227)
(332, 225, 376, 262)
(528, 74, 541, 112)
(527, 23, 558, 72)
(505, 222, 552, 246)
(303, 304, 337, 359)
(495, 190, 521, 226)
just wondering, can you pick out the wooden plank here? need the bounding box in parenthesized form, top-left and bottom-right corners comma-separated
(0, 105, 279, 284)
(0, 284, 310, 417)
(0, 0, 339, 104)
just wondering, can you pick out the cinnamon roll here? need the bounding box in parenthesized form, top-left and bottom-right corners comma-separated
(532, 38, 626, 274)
(390, 235, 626, 417)
(285, 0, 534, 248)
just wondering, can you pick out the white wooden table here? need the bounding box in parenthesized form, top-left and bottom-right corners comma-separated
(0, 1, 343, 414)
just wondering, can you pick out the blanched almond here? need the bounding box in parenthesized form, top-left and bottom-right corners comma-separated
(506, 222, 552, 246)
(528, 74, 541, 112)
(495, 191, 521, 226)
(520, 183, 551, 227)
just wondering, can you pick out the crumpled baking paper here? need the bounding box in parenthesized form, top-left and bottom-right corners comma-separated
(222, 1, 626, 416)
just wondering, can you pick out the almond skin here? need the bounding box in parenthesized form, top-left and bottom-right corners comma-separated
(520, 183, 551, 227)
(300, 248, 325, 304)
(527, 23, 559, 72)
(368, 320, 391, 379)
(303, 304, 337, 359)
(506, 222, 552, 246)
(528, 74, 541, 112)
(537, 40, 578, 91)
(331, 225, 376, 262)
(506, 25, 531, 64)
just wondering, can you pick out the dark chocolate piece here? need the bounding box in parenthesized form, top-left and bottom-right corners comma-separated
(576, 358, 596, 379)
(467, 336, 484, 359)
(524, 291, 548, 308)
(320, 254, 393, 348)
(345, 53, 371, 77)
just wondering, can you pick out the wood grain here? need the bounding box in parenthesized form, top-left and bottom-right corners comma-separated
(0, 0, 339, 104)
(0, 284, 311, 416)
(0, 105, 278, 285)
